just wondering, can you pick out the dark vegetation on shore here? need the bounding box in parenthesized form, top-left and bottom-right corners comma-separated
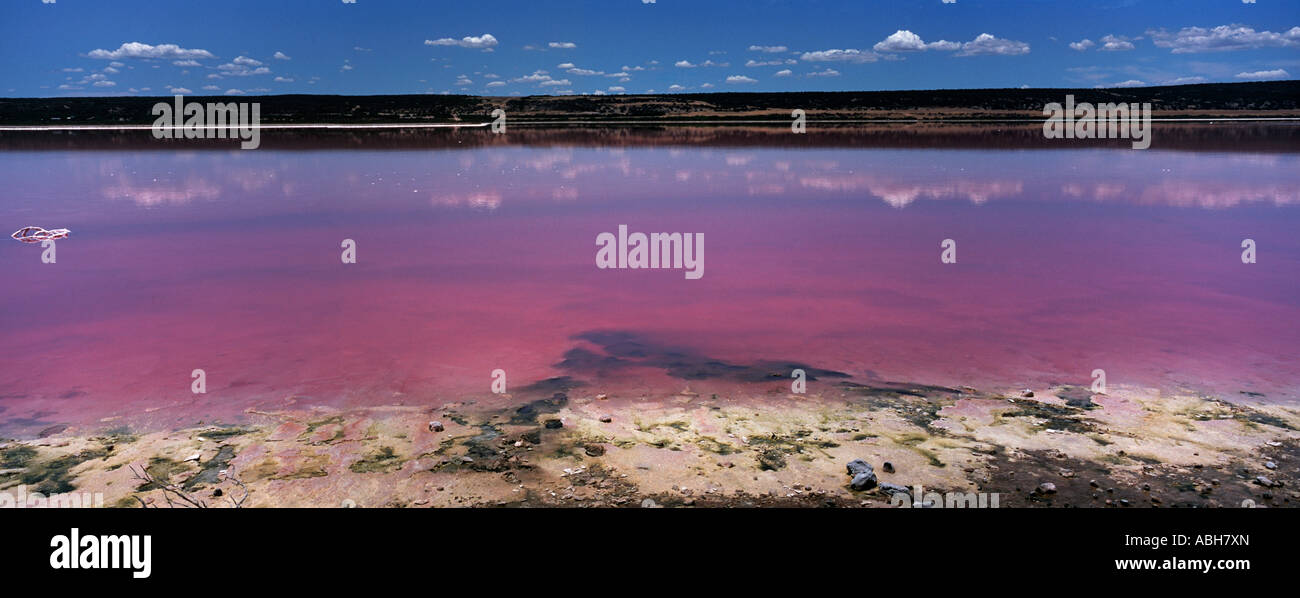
(1, 80, 1296, 126)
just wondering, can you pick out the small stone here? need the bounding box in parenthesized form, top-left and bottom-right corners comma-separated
(583, 443, 606, 457)
(596, 394, 609, 401)
(1021, 389, 1034, 398)
(1254, 475, 1276, 487)
(599, 415, 613, 423)
(1089, 480, 1100, 488)
(428, 421, 444, 432)
(882, 461, 895, 474)
(183, 452, 201, 463)
(1265, 461, 1277, 470)
(544, 419, 563, 429)
(1036, 482, 1057, 495)
(640, 498, 657, 508)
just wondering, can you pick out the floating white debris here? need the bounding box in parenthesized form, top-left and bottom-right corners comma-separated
(11, 226, 70, 244)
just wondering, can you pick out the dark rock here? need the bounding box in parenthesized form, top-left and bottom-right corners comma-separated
(428, 421, 444, 432)
(1036, 482, 1057, 494)
(846, 459, 877, 490)
(520, 429, 542, 444)
(878, 482, 909, 498)
(583, 443, 606, 457)
(543, 419, 564, 429)
(851, 472, 877, 491)
(599, 415, 612, 423)
(882, 461, 895, 474)
(846, 459, 873, 477)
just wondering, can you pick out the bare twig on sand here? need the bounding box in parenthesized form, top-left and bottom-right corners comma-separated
(129, 463, 249, 508)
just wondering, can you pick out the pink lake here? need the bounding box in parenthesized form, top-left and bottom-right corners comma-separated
(1, 126, 1298, 436)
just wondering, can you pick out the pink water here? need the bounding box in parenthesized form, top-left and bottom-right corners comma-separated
(2, 131, 1298, 435)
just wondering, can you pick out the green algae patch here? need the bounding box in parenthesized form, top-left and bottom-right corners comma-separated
(696, 436, 738, 455)
(183, 445, 237, 490)
(350, 446, 404, 474)
(1, 445, 37, 469)
(999, 401, 1096, 434)
(199, 426, 255, 440)
(19, 446, 111, 495)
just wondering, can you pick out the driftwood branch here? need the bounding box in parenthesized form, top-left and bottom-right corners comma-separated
(129, 463, 207, 508)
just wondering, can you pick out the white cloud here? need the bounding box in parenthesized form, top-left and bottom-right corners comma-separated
(169, 86, 191, 93)
(172, 59, 201, 67)
(748, 45, 788, 53)
(1148, 24, 1300, 53)
(1098, 34, 1136, 51)
(1104, 79, 1146, 88)
(224, 89, 245, 95)
(608, 85, 625, 92)
(745, 59, 795, 67)
(548, 41, 576, 49)
(873, 30, 959, 53)
(61, 67, 83, 72)
(1164, 76, 1207, 85)
(557, 62, 575, 69)
(1235, 68, 1289, 80)
(668, 84, 686, 91)
(485, 81, 506, 87)
(1069, 39, 1095, 51)
(273, 51, 291, 60)
(540, 79, 571, 86)
(93, 80, 116, 87)
(774, 69, 792, 77)
(274, 76, 294, 82)
(956, 33, 1030, 56)
(425, 33, 499, 49)
(87, 42, 214, 61)
(216, 57, 271, 77)
(513, 70, 552, 83)
(807, 68, 840, 77)
(455, 75, 473, 86)
(202, 84, 220, 90)
(800, 48, 879, 63)
(726, 75, 757, 84)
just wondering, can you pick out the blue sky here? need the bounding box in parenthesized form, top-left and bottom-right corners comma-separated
(3, 0, 1297, 97)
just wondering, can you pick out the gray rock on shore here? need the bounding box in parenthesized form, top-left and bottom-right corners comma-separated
(846, 459, 877, 490)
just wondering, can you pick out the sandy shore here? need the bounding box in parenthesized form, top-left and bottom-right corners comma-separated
(2, 381, 1296, 508)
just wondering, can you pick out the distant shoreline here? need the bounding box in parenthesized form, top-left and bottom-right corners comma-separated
(2, 80, 1296, 127)
(3, 116, 1300, 132)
